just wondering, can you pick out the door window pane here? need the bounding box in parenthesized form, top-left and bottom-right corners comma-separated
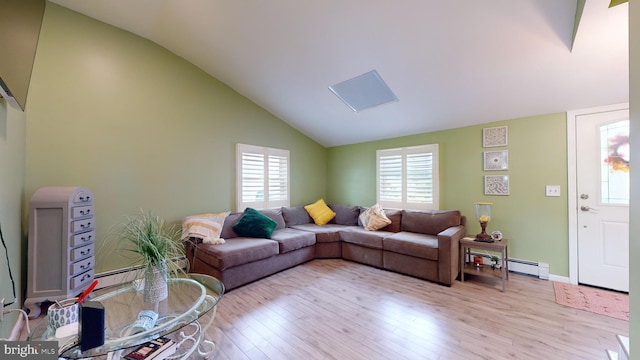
(600, 120, 629, 204)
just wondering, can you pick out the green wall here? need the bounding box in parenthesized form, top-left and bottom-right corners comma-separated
(24, 3, 326, 273)
(0, 98, 26, 338)
(327, 113, 569, 276)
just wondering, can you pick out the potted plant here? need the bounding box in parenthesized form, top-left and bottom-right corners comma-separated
(490, 255, 500, 270)
(117, 210, 185, 303)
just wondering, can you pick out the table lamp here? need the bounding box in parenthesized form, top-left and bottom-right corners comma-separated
(475, 202, 492, 241)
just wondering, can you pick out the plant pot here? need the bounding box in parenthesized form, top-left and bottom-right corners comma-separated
(144, 262, 168, 303)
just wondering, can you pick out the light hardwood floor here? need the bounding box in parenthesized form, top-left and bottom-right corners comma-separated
(20, 259, 628, 359)
(203, 259, 628, 360)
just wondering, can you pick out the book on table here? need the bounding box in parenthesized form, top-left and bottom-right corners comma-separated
(124, 336, 176, 360)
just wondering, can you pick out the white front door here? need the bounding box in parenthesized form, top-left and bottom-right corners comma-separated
(575, 108, 629, 292)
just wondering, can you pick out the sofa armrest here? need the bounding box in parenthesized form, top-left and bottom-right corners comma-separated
(437, 225, 465, 285)
(185, 237, 203, 271)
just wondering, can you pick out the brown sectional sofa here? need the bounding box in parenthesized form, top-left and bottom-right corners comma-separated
(186, 205, 466, 291)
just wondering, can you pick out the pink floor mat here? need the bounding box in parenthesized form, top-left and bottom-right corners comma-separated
(553, 281, 629, 321)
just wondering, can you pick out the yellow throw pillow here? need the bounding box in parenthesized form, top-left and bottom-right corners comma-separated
(304, 199, 336, 225)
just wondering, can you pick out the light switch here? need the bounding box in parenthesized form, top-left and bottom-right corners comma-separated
(546, 185, 561, 197)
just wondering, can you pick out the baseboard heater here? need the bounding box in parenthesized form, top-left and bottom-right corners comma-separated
(94, 258, 188, 290)
(467, 251, 549, 280)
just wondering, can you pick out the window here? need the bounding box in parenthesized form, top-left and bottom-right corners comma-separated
(377, 144, 439, 210)
(236, 144, 290, 211)
(600, 120, 629, 204)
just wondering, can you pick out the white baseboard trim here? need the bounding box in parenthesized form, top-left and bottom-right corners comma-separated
(467, 252, 560, 281)
(548, 274, 570, 283)
(94, 258, 188, 290)
(94, 267, 145, 289)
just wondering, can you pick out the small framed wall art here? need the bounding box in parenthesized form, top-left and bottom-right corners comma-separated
(483, 150, 508, 171)
(483, 126, 508, 147)
(484, 175, 510, 195)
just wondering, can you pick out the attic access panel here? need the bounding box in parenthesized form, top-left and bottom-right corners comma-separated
(329, 70, 398, 112)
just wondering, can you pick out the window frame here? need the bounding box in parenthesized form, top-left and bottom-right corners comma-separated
(236, 143, 290, 211)
(376, 144, 439, 210)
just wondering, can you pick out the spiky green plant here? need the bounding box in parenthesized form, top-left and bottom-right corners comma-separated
(119, 210, 186, 277)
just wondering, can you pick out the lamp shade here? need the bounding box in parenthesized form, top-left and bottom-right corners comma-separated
(475, 202, 492, 223)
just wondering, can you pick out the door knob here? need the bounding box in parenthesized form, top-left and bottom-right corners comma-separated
(580, 205, 599, 212)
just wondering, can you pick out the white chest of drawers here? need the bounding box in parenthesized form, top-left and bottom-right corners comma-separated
(24, 186, 95, 318)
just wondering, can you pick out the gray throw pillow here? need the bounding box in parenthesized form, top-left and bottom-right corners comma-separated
(282, 206, 312, 226)
(329, 204, 360, 226)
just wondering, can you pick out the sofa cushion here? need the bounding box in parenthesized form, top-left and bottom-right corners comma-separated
(220, 212, 243, 239)
(383, 232, 439, 260)
(339, 227, 389, 249)
(232, 208, 278, 238)
(289, 223, 349, 243)
(194, 238, 279, 270)
(270, 228, 316, 253)
(400, 210, 461, 235)
(259, 208, 286, 230)
(282, 206, 312, 227)
(328, 204, 360, 226)
(379, 209, 402, 233)
(305, 199, 336, 225)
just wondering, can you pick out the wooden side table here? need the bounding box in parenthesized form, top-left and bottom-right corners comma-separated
(460, 236, 509, 292)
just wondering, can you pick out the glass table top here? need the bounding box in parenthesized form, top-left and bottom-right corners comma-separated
(28, 273, 224, 358)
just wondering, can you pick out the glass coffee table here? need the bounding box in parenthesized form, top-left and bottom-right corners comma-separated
(28, 273, 224, 359)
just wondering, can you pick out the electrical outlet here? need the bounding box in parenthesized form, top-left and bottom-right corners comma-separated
(545, 185, 560, 197)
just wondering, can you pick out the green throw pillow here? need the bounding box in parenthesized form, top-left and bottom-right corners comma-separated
(232, 207, 278, 238)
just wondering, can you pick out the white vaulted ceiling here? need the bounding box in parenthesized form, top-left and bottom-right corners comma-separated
(48, 0, 628, 147)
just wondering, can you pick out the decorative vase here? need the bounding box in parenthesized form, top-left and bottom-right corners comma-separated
(144, 262, 168, 303)
(474, 202, 492, 241)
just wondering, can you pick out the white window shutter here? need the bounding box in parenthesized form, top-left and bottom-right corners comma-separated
(377, 144, 439, 210)
(237, 144, 290, 211)
(241, 151, 265, 203)
(406, 152, 433, 204)
(378, 154, 403, 202)
(268, 154, 288, 202)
